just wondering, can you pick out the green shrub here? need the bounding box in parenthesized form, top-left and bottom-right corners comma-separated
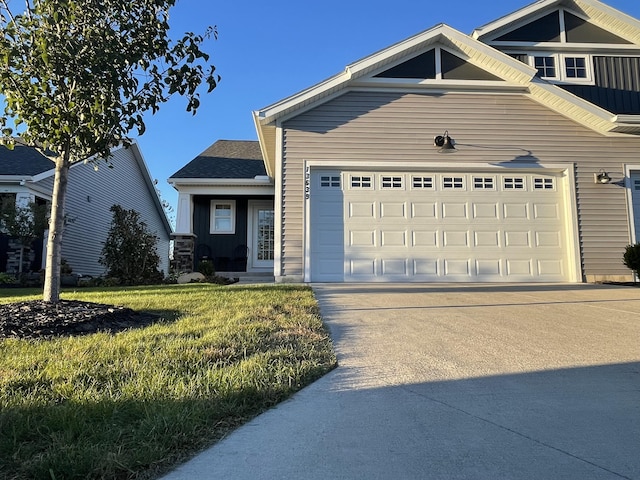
(100, 205, 163, 285)
(197, 259, 215, 277)
(623, 243, 640, 281)
(0, 272, 16, 284)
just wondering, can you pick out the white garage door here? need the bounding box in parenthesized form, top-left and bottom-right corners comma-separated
(631, 171, 640, 243)
(310, 169, 573, 282)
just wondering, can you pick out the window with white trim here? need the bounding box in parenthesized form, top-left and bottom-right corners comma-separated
(443, 176, 464, 189)
(564, 57, 587, 79)
(412, 176, 434, 189)
(473, 177, 495, 190)
(527, 54, 593, 84)
(504, 177, 525, 190)
(351, 175, 372, 188)
(534, 56, 556, 78)
(381, 176, 403, 189)
(533, 178, 555, 190)
(210, 200, 236, 234)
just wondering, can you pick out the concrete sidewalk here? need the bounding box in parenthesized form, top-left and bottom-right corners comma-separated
(161, 283, 640, 480)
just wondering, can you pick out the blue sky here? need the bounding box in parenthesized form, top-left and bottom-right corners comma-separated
(136, 0, 640, 213)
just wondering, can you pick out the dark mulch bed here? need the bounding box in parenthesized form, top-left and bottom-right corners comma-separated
(0, 300, 160, 340)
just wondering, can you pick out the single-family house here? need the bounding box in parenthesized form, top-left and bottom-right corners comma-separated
(0, 141, 172, 276)
(171, 0, 640, 283)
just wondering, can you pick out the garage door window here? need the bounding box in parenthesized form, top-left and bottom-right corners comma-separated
(412, 176, 434, 189)
(443, 176, 465, 189)
(534, 178, 555, 190)
(473, 177, 495, 190)
(351, 176, 373, 188)
(320, 175, 341, 188)
(381, 176, 403, 189)
(504, 177, 525, 190)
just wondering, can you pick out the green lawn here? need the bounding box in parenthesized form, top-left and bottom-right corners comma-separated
(0, 284, 337, 480)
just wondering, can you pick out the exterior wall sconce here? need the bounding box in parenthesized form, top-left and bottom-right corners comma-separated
(594, 170, 612, 184)
(434, 130, 456, 153)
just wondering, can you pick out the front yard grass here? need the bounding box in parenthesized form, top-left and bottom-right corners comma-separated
(0, 284, 337, 479)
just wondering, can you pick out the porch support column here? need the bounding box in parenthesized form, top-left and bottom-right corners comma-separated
(171, 193, 196, 273)
(175, 192, 194, 234)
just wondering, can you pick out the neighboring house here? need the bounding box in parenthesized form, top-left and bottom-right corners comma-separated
(173, 0, 640, 283)
(0, 142, 172, 276)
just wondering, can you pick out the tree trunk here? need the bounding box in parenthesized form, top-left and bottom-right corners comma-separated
(43, 149, 71, 303)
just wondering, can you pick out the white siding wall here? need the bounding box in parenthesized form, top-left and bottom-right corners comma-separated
(36, 147, 170, 277)
(282, 91, 638, 280)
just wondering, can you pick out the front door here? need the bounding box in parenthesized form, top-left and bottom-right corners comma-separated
(248, 201, 274, 270)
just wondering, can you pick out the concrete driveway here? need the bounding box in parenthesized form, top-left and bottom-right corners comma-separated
(162, 283, 640, 480)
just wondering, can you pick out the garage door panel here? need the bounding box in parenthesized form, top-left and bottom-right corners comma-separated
(473, 203, 499, 219)
(381, 230, 407, 247)
(413, 231, 438, 247)
(349, 202, 375, 218)
(534, 203, 559, 219)
(443, 231, 470, 247)
(538, 260, 564, 276)
(381, 259, 408, 276)
(476, 259, 502, 276)
(505, 231, 531, 247)
(535, 231, 561, 247)
(414, 259, 439, 275)
(349, 230, 376, 247)
(503, 203, 530, 219)
(506, 259, 533, 276)
(631, 172, 640, 242)
(474, 231, 500, 247)
(444, 259, 472, 276)
(442, 202, 469, 219)
(412, 202, 437, 218)
(316, 228, 343, 248)
(310, 170, 570, 282)
(380, 202, 407, 219)
(349, 259, 376, 276)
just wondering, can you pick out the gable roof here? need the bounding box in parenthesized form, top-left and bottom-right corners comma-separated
(0, 144, 55, 176)
(473, 0, 640, 45)
(254, 14, 640, 177)
(169, 140, 267, 180)
(254, 23, 540, 176)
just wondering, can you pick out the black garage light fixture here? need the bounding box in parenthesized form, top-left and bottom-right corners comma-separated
(594, 169, 612, 184)
(434, 130, 457, 153)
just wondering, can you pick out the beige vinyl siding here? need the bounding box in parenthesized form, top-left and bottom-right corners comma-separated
(282, 91, 638, 280)
(36, 147, 171, 277)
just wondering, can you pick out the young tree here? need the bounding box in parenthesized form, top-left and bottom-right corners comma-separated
(0, 0, 218, 302)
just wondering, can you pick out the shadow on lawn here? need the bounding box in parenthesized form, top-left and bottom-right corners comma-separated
(0, 386, 287, 480)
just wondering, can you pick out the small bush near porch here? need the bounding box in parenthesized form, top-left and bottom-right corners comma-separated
(0, 284, 336, 479)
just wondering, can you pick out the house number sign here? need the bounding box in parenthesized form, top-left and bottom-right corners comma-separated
(305, 165, 311, 199)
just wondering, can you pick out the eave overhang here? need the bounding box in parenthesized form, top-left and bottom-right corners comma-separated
(168, 177, 275, 196)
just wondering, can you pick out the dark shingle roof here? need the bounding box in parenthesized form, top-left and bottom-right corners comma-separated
(0, 144, 55, 176)
(170, 140, 266, 179)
